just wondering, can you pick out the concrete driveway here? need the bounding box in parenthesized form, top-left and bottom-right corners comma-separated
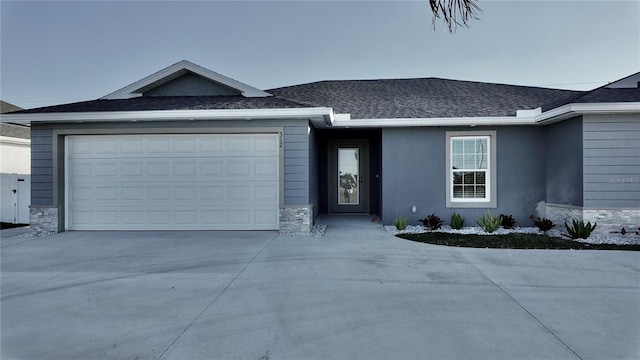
(2, 215, 639, 360)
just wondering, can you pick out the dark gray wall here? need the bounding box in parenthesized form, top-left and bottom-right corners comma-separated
(30, 119, 310, 212)
(312, 129, 381, 216)
(144, 73, 240, 96)
(283, 125, 310, 205)
(30, 127, 54, 206)
(545, 116, 583, 206)
(583, 114, 640, 208)
(308, 126, 320, 219)
(381, 126, 546, 226)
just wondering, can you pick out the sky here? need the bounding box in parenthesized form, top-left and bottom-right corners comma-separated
(1, 0, 639, 109)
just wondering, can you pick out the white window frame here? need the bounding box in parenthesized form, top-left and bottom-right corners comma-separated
(446, 131, 497, 208)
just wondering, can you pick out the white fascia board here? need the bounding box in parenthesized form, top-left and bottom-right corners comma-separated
(331, 116, 534, 127)
(331, 102, 640, 128)
(532, 102, 640, 124)
(0, 108, 335, 125)
(0, 136, 30, 146)
(101, 60, 271, 99)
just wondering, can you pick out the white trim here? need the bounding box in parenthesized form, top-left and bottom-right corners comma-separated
(64, 136, 70, 230)
(532, 102, 640, 124)
(0, 136, 30, 146)
(1, 107, 335, 127)
(1, 102, 637, 128)
(446, 131, 497, 209)
(329, 102, 640, 127)
(101, 60, 272, 99)
(450, 136, 490, 203)
(331, 116, 533, 127)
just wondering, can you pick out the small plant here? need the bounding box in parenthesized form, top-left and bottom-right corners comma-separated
(393, 216, 408, 231)
(500, 214, 516, 229)
(565, 219, 597, 239)
(450, 213, 465, 230)
(476, 211, 502, 233)
(419, 213, 443, 231)
(530, 215, 555, 234)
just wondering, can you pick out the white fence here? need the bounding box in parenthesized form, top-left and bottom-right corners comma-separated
(1, 173, 31, 224)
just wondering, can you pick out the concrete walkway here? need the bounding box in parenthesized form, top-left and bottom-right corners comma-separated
(1, 215, 638, 359)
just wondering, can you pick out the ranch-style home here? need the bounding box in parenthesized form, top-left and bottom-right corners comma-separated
(2, 60, 639, 234)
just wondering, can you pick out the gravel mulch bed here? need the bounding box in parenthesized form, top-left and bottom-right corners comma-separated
(386, 225, 640, 249)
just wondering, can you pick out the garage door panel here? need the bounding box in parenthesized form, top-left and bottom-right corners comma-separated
(68, 207, 279, 230)
(66, 134, 280, 230)
(70, 183, 278, 205)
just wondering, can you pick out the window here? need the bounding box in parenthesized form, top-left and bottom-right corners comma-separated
(446, 131, 497, 208)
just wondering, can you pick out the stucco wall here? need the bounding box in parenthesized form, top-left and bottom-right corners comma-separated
(545, 116, 583, 206)
(381, 126, 546, 227)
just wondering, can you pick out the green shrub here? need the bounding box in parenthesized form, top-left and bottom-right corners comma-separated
(393, 217, 408, 231)
(565, 219, 597, 239)
(500, 214, 516, 229)
(530, 215, 555, 234)
(419, 213, 443, 230)
(450, 212, 465, 230)
(476, 211, 502, 233)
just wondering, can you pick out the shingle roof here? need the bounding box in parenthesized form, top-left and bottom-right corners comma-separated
(14, 95, 313, 114)
(269, 78, 581, 119)
(11, 76, 639, 119)
(1, 100, 23, 114)
(540, 84, 640, 111)
(0, 123, 30, 139)
(567, 87, 640, 104)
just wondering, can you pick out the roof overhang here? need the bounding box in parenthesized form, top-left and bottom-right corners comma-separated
(0, 108, 336, 128)
(2, 102, 636, 129)
(329, 102, 640, 128)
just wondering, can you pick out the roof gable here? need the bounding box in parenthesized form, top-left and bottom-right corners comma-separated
(605, 72, 640, 89)
(1, 100, 23, 114)
(142, 73, 241, 97)
(101, 60, 271, 99)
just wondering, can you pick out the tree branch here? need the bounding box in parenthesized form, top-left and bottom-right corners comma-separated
(430, 0, 482, 32)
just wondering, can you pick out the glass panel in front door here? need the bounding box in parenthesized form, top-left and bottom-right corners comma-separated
(338, 148, 359, 205)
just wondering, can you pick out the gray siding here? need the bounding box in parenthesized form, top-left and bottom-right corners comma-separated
(284, 126, 310, 205)
(583, 114, 640, 208)
(545, 116, 583, 206)
(143, 73, 240, 96)
(30, 119, 310, 210)
(30, 127, 54, 205)
(381, 127, 546, 226)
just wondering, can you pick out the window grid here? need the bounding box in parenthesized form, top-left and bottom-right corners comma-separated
(451, 136, 489, 201)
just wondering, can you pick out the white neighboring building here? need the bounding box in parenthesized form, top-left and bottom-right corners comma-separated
(1, 101, 30, 224)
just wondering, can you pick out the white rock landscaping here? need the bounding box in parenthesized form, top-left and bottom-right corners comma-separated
(385, 225, 640, 245)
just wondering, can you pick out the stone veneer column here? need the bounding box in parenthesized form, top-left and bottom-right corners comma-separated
(29, 206, 59, 233)
(279, 205, 313, 234)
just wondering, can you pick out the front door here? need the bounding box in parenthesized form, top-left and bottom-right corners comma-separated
(329, 141, 369, 213)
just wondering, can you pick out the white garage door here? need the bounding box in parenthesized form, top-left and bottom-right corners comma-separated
(66, 134, 280, 230)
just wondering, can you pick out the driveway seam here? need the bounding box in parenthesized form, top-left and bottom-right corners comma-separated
(452, 249, 584, 360)
(156, 233, 280, 360)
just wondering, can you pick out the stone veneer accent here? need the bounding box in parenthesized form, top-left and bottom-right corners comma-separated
(583, 209, 640, 235)
(30, 206, 59, 233)
(279, 205, 313, 234)
(543, 203, 640, 235)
